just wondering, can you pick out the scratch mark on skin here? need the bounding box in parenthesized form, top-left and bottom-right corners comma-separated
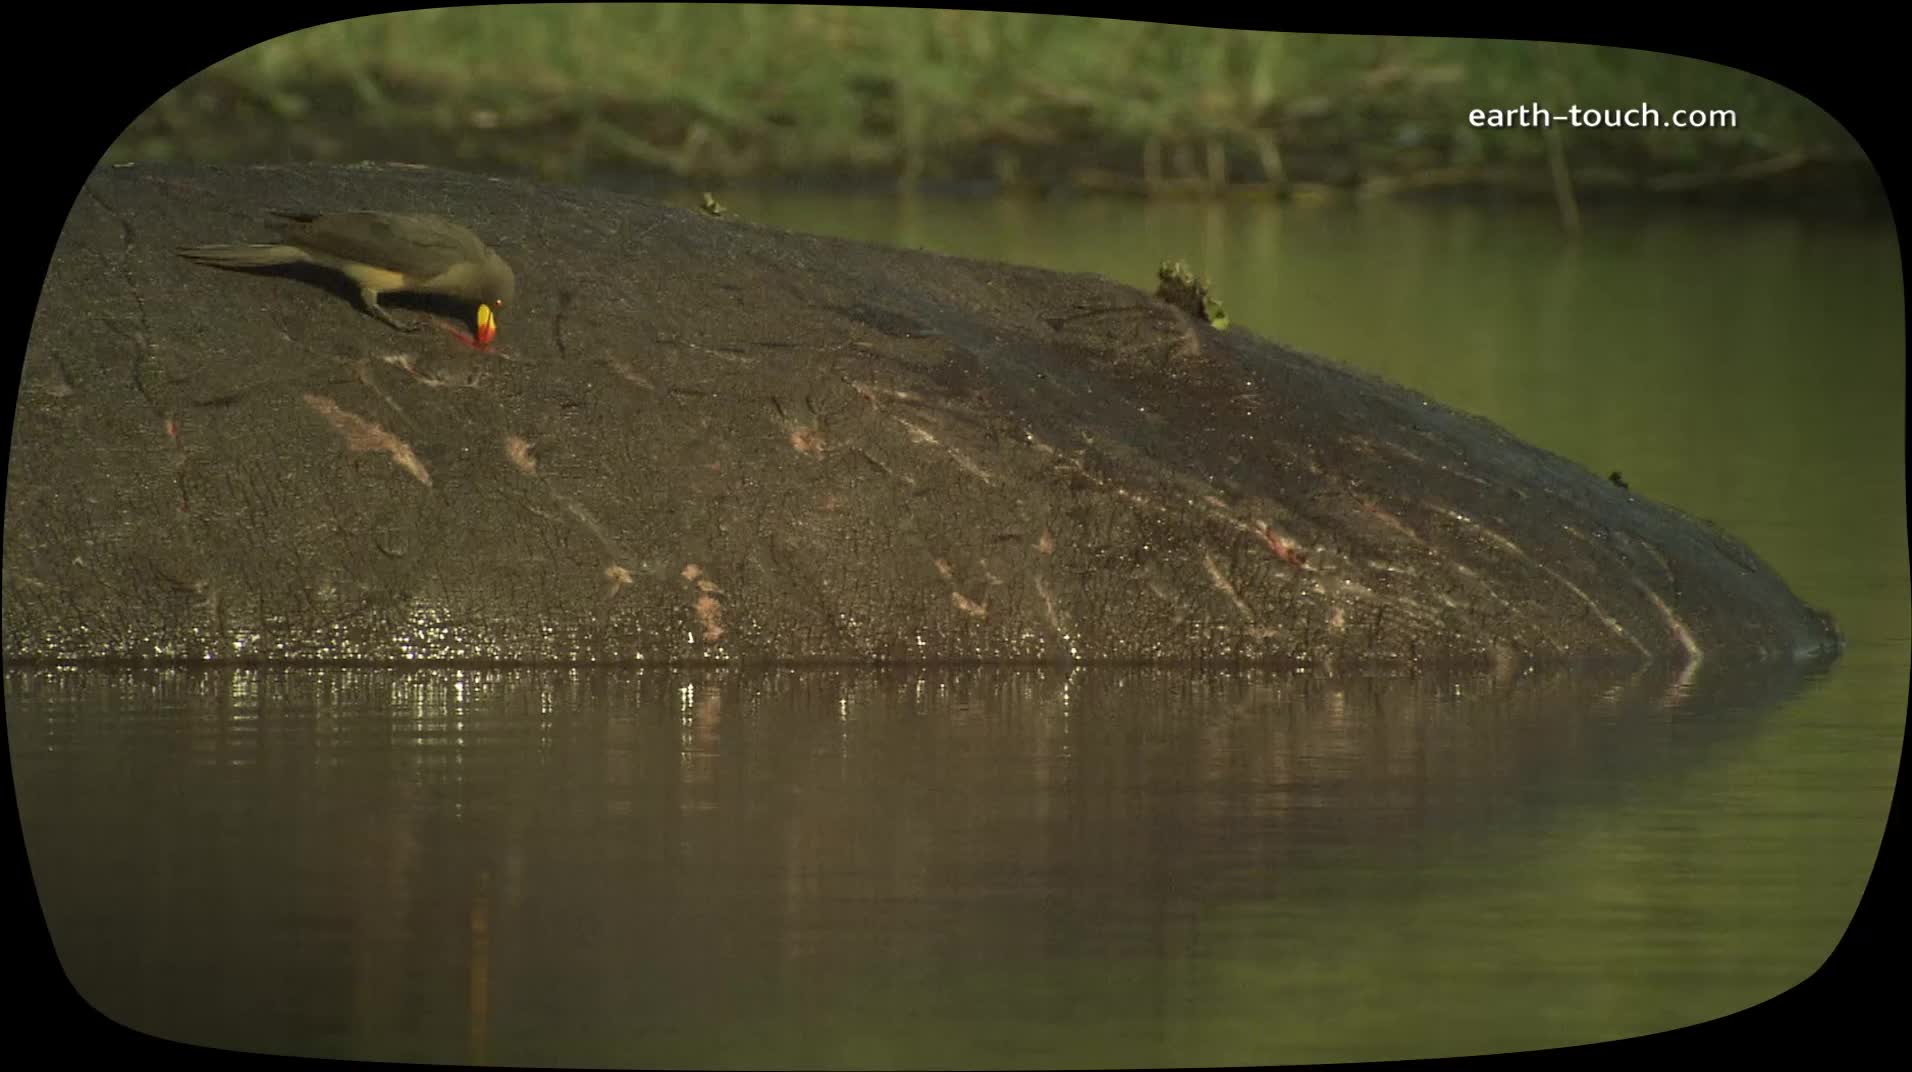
(1454, 513, 1650, 657)
(1639, 542, 1674, 579)
(1048, 446, 1325, 585)
(951, 592, 988, 618)
(1202, 553, 1256, 622)
(1326, 575, 1377, 604)
(505, 435, 537, 474)
(605, 564, 634, 596)
(1443, 464, 1492, 489)
(552, 290, 573, 364)
(1446, 562, 1515, 614)
(896, 416, 939, 445)
(1363, 603, 1388, 647)
(303, 394, 431, 486)
(1184, 492, 1325, 572)
(1254, 520, 1309, 569)
(661, 337, 751, 366)
(163, 416, 191, 513)
(894, 415, 995, 484)
(500, 433, 638, 567)
(1035, 576, 1065, 633)
(89, 189, 169, 419)
(931, 556, 992, 616)
(1359, 436, 1425, 466)
(354, 359, 408, 417)
(849, 379, 923, 404)
(606, 356, 655, 390)
(1640, 586, 1702, 667)
(1040, 423, 1339, 583)
(1144, 580, 1193, 628)
(564, 500, 622, 558)
(1357, 495, 1425, 544)
(1365, 435, 1491, 488)
(1609, 529, 1678, 590)
(1201, 554, 1279, 639)
(853, 447, 905, 484)
(379, 352, 484, 389)
(1033, 436, 1173, 529)
(683, 564, 726, 642)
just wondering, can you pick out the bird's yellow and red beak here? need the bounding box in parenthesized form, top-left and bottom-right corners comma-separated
(476, 303, 499, 348)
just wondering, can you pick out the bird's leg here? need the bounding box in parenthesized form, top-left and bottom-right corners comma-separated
(358, 287, 423, 333)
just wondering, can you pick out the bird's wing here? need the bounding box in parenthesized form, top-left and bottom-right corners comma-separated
(276, 213, 476, 280)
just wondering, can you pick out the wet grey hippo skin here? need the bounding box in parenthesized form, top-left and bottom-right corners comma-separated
(6, 162, 1841, 669)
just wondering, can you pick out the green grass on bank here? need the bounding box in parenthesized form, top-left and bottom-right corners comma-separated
(117, 6, 1870, 206)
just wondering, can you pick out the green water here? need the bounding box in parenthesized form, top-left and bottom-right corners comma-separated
(7, 195, 1903, 1066)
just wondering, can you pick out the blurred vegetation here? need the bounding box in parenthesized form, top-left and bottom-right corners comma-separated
(114, 7, 1873, 207)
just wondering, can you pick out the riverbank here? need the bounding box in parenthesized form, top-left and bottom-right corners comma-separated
(113, 9, 1878, 215)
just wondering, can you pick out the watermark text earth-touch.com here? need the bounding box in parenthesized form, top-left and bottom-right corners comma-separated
(1468, 104, 1738, 128)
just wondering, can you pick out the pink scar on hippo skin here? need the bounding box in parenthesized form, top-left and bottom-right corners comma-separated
(302, 394, 431, 486)
(1254, 521, 1309, 569)
(694, 595, 724, 642)
(683, 564, 726, 642)
(789, 426, 827, 456)
(504, 435, 537, 474)
(931, 558, 991, 618)
(950, 592, 988, 619)
(604, 564, 634, 597)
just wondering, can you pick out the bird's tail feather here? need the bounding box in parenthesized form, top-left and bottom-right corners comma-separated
(175, 243, 308, 269)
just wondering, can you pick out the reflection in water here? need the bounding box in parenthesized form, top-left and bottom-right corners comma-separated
(7, 659, 1846, 1066)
